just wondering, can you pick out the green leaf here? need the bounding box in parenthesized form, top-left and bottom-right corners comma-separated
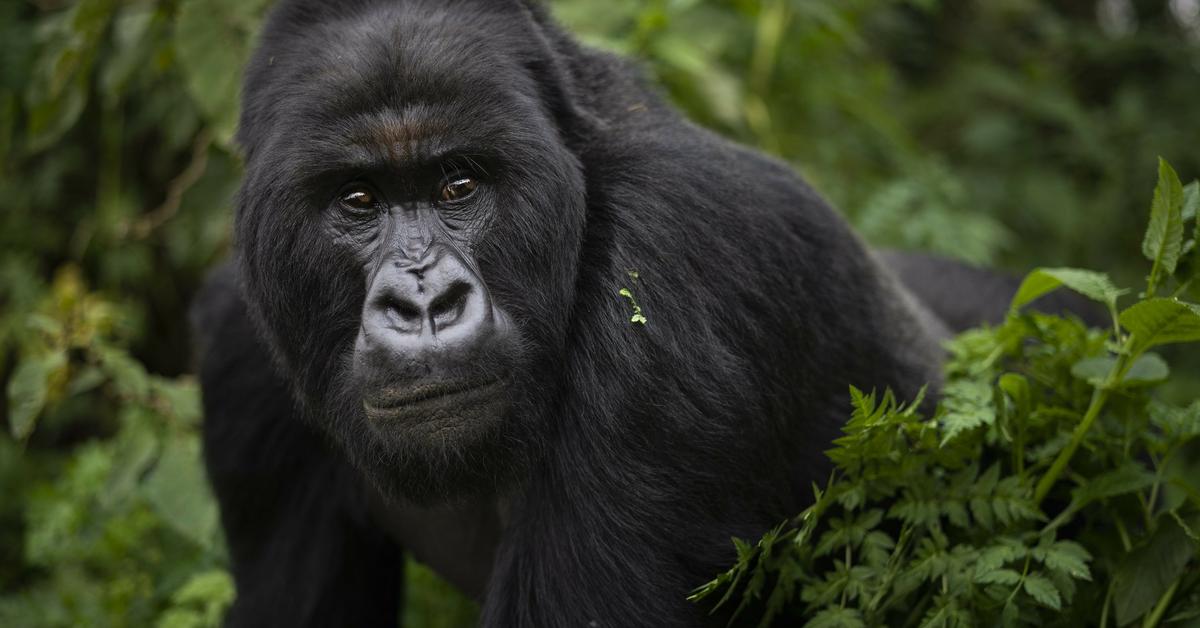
(1023, 573, 1062, 610)
(804, 607, 866, 628)
(97, 345, 150, 400)
(6, 350, 67, 440)
(1119, 299, 1200, 352)
(174, 0, 269, 146)
(1143, 158, 1186, 275)
(1122, 352, 1170, 384)
(1070, 357, 1111, 386)
(140, 437, 220, 550)
(1009, 267, 1124, 312)
(975, 568, 1021, 585)
(163, 569, 235, 626)
(1190, 181, 1200, 284)
(1069, 462, 1156, 510)
(22, 0, 115, 152)
(1113, 516, 1197, 626)
(1183, 180, 1200, 222)
(939, 379, 995, 445)
(1070, 353, 1169, 387)
(1034, 540, 1092, 581)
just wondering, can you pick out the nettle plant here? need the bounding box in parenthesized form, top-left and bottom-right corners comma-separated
(694, 159, 1200, 628)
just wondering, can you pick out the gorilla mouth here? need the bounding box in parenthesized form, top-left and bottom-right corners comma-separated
(363, 377, 507, 421)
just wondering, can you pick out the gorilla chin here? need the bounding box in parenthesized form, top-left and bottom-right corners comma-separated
(339, 370, 528, 505)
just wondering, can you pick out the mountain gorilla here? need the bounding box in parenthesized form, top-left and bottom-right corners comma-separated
(193, 0, 1017, 626)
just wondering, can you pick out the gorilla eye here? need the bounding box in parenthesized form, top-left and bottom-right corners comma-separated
(339, 186, 380, 214)
(438, 176, 479, 204)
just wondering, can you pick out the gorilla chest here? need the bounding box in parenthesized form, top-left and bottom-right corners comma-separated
(369, 493, 504, 600)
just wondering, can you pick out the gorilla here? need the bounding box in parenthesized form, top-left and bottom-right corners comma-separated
(192, 1, 1048, 625)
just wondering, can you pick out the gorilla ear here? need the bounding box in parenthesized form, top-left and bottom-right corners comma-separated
(512, 0, 605, 147)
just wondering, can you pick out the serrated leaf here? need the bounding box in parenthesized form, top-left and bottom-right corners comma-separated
(6, 350, 67, 440)
(804, 606, 865, 628)
(1119, 299, 1200, 352)
(1144, 158, 1186, 274)
(1023, 573, 1062, 610)
(1010, 267, 1124, 312)
(975, 568, 1021, 585)
(1113, 517, 1197, 625)
(939, 379, 995, 445)
(1035, 540, 1093, 581)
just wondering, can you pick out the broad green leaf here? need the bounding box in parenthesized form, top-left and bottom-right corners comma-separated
(1190, 181, 1200, 283)
(22, 0, 115, 152)
(97, 345, 150, 400)
(1009, 267, 1124, 312)
(101, 407, 160, 508)
(6, 350, 67, 440)
(164, 569, 235, 626)
(25, 73, 87, 153)
(1113, 517, 1196, 626)
(1119, 299, 1200, 352)
(174, 0, 269, 146)
(1070, 353, 1168, 387)
(1143, 158, 1186, 274)
(1069, 462, 1156, 510)
(997, 373, 1030, 415)
(1183, 180, 1200, 222)
(97, 4, 156, 106)
(1070, 357, 1111, 386)
(1122, 352, 1170, 385)
(141, 437, 220, 550)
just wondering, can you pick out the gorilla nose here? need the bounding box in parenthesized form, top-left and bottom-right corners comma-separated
(363, 251, 495, 350)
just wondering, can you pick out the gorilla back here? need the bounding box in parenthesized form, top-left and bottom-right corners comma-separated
(195, 0, 948, 625)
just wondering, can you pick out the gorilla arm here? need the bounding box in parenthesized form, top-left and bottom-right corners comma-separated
(193, 265, 404, 627)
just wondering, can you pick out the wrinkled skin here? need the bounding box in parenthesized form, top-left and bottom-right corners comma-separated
(189, 1, 1023, 626)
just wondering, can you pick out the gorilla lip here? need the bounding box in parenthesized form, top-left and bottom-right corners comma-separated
(363, 377, 506, 416)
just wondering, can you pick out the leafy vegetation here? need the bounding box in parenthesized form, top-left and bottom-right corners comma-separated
(693, 160, 1200, 626)
(1, 0, 1197, 626)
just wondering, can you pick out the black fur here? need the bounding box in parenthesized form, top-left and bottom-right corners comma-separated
(193, 1, 986, 626)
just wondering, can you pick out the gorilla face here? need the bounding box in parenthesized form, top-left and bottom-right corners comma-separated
(232, 2, 587, 502)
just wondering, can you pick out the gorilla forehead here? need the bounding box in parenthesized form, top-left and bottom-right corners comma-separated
(261, 4, 539, 117)
(250, 3, 553, 169)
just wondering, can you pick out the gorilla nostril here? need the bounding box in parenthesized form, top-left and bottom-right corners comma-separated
(430, 281, 472, 330)
(378, 295, 423, 331)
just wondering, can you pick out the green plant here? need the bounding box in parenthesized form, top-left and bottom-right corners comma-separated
(693, 159, 1200, 627)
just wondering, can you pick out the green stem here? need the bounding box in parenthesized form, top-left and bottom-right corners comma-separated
(1100, 580, 1115, 628)
(1145, 261, 1161, 299)
(1108, 300, 1123, 344)
(1034, 387, 1111, 505)
(1172, 279, 1193, 299)
(1142, 579, 1179, 628)
(1034, 338, 1138, 506)
(1113, 513, 1133, 552)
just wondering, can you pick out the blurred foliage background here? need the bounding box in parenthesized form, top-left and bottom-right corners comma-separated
(0, 0, 1198, 625)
